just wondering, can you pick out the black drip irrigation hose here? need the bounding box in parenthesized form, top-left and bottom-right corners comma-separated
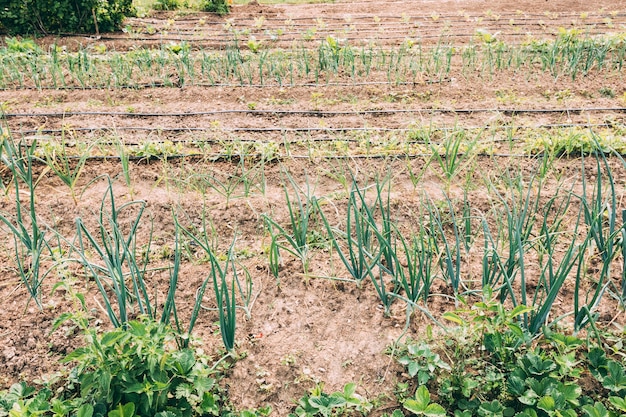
(129, 11, 626, 24)
(4, 107, 626, 119)
(0, 79, 452, 91)
(130, 15, 626, 28)
(40, 151, 533, 163)
(86, 28, 617, 44)
(13, 122, 623, 136)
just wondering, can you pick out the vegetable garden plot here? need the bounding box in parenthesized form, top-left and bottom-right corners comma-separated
(1, 1, 626, 416)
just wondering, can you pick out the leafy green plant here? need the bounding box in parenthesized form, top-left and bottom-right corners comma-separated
(289, 383, 372, 417)
(425, 196, 463, 296)
(153, 0, 180, 11)
(177, 221, 241, 354)
(403, 386, 446, 417)
(0, 0, 134, 35)
(0, 319, 233, 417)
(393, 224, 435, 308)
(201, 0, 230, 15)
(602, 361, 626, 395)
(316, 176, 382, 286)
(263, 172, 320, 277)
(38, 133, 94, 204)
(429, 128, 479, 192)
(63, 319, 224, 417)
(74, 177, 153, 328)
(0, 135, 51, 308)
(575, 152, 620, 331)
(396, 341, 451, 386)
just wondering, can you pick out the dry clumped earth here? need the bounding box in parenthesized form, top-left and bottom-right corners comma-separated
(2, 0, 626, 415)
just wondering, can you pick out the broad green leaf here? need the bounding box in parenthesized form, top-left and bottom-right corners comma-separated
(343, 382, 357, 398)
(507, 376, 525, 397)
(515, 409, 538, 417)
(415, 386, 431, 409)
(609, 396, 626, 412)
(100, 330, 126, 347)
(77, 404, 94, 417)
(172, 349, 195, 375)
(404, 386, 436, 415)
(201, 392, 219, 414)
(537, 396, 556, 413)
(423, 403, 446, 417)
(582, 402, 609, 417)
(479, 400, 504, 416)
(8, 383, 35, 399)
(124, 382, 145, 394)
(107, 403, 135, 417)
(193, 377, 216, 396)
(557, 383, 581, 406)
(510, 305, 533, 318)
(604, 361, 626, 392)
(404, 399, 425, 414)
(442, 312, 466, 325)
(308, 395, 345, 417)
(587, 348, 607, 371)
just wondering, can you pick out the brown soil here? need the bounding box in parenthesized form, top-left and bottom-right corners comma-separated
(1, 1, 626, 415)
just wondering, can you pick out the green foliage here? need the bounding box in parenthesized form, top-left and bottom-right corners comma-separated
(443, 288, 532, 364)
(200, 0, 230, 16)
(289, 383, 372, 417)
(263, 171, 321, 277)
(402, 386, 446, 417)
(396, 341, 451, 386)
(0, 319, 234, 417)
(63, 319, 223, 417)
(393, 302, 626, 417)
(0, 136, 51, 308)
(0, 0, 135, 35)
(74, 177, 154, 329)
(153, 0, 180, 11)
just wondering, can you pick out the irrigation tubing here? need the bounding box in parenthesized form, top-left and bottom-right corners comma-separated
(128, 11, 626, 24)
(87, 28, 618, 44)
(41, 151, 532, 162)
(0, 79, 453, 91)
(131, 15, 625, 28)
(13, 122, 623, 136)
(4, 107, 626, 119)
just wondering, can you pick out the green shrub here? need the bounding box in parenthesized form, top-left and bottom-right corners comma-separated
(0, 0, 135, 35)
(153, 0, 181, 11)
(0, 319, 232, 417)
(200, 0, 230, 15)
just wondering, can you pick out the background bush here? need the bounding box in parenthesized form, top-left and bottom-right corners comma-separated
(0, 0, 135, 35)
(201, 0, 230, 15)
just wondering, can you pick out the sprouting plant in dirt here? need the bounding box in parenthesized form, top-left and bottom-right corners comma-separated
(176, 218, 241, 355)
(73, 177, 154, 328)
(316, 175, 383, 287)
(247, 36, 262, 53)
(38, 130, 95, 205)
(395, 339, 451, 386)
(428, 128, 479, 193)
(401, 386, 446, 417)
(263, 171, 322, 278)
(443, 287, 532, 363)
(289, 383, 372, 417)
(0, 134, 52, 308)
(113, 136, 133, 196)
